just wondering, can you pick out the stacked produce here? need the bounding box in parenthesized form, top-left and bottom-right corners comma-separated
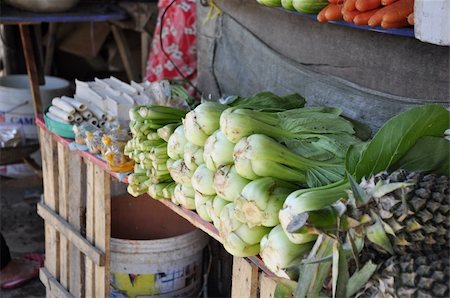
(317, 0, 414, 28)
(124, 106, 187, 198)
(256, 0, 414, 29)
(126, 91, 366, 263)
(280, 104, 449, 297)
(124, 86, 449, 297)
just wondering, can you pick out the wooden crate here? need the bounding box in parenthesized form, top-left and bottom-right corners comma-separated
(37, 127, 111, 298)
(231, 257, 278, 298)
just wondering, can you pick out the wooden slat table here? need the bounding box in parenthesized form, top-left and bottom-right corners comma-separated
(36, 116, 282, 297)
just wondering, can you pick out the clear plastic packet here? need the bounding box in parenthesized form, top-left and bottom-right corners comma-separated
(85, 129, 104, 154)
(0, 124, 25, 148)
(72, 122, 98, 145)
(102, 127, 134, 172)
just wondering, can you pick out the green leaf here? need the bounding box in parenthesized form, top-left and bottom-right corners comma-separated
(366, 212, 394, 254)
(347, 172, 370, 206)
(279, 111, 355, 135)
(392, 136, 450, 176)
(332, 240, 349, 298)
(345, 142, 368, 176)
(346, 261, 378, 297)
(231, 91, 306, 111)
(354, 104, 450, 181)
(273, 278, 298, 298)
(295, 234, 334, 298)
(342, 116, 372, 141)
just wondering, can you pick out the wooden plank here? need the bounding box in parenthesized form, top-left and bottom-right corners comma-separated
(159, 200, 222, 243)
(85, 161, 96, 298)
(94, 165, 111, 298)
(19, 24, 42, 116)
(39, 128, 60, 297)
(67, 154, 85, 297)
(44, 22, 57, 75)
(58, 143, 70, 289)
(40, 268, 74, 298)
(111, 24, 139, 82)
(259, 273, 278, 298)
(37, 202, 105, 266)
(231, 257, 259, 298)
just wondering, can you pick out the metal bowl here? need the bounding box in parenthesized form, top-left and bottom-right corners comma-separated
(5, 0, 79, 13)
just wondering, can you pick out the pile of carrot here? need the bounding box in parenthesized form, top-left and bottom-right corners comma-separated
(317, 0, 414, 28)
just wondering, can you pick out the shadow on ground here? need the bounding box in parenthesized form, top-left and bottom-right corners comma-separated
(0, 175, 45, 298)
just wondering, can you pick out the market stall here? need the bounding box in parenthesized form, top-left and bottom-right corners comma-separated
(15, 0, 449, 297)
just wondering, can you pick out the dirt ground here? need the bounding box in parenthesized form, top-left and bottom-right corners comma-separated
(0, 175, 46, 298)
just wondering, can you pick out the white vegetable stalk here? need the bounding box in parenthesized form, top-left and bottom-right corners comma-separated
(205, 195, 229, 228)
(183, 102, 228, 146)
(167, 125, 188, 160)
(183, 142, 204, 171)
(260, 225, 313, 279)
(191, 164, 216, 196)
(203, 130, 235, 172)
(213, 165, 250, 202)
(234, 177, 296, 228)
(194, 191, 214, 222)
(218, 203, 271, 257)
(167, 159, 193, 186)
(173, 184, 196, 210)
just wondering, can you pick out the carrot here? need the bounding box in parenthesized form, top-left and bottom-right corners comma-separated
(317, 5, 330, 22)
(407, 12, 414, 25)
(343, 0, 357, 12)
(329, 0, 345, 4)
(382, 0, 413, 23)
(381, 19, 410, 28)
(355, 0, 382, 12)
(343, 9, 359, 22)
(381, 0, 398, 5)
(325, 3, 344, 20)
(353, 8, 380, 25)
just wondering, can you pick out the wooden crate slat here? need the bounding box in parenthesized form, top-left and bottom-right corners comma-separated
(39, 127, 60, 286)
(37, 202, 105, 266)
(259, 273, 278, 298)
(93, 164, 111, 298)
(231, 257, 259, 298)
(85, 161, 96, 297)
(67, 153, 85, 297)
(57, 143, 70, 289)
(40, 268, 74, 298)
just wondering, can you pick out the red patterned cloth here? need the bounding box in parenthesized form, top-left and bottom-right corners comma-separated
(145, 0, 197, 93)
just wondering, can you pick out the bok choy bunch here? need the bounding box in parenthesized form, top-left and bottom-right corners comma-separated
(183, 92, 306, 146)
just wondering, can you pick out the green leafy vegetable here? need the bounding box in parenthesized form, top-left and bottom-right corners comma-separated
(354, 104, 450, 181)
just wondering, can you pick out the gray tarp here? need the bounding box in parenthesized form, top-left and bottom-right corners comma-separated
(196, 0, 449, 132)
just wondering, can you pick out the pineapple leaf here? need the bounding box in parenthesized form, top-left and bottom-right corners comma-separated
(273, 277, 298, 298)
(346, 261, 378, 297)
(295, 235, 334, 298)
(332, 240, 349, 298)
(354, 104, 450, 182)
(286, 212, 309, 233)
(371, 182, 414, 199)
(347, 172, 370, 206)
(366, 212, 394, 254)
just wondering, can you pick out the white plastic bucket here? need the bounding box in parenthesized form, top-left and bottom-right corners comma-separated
(0, 75, 70, 139)
(110, 230, 209, 298)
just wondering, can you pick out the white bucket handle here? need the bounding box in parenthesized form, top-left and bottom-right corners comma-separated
(3, 100, 30, 113)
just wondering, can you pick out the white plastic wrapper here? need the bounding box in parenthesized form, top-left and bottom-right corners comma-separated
(0, 124, 25, 148)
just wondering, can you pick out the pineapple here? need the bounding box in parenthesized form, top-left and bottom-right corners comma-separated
(347, 170, 449, 255)
(355, 250, 449, 298)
